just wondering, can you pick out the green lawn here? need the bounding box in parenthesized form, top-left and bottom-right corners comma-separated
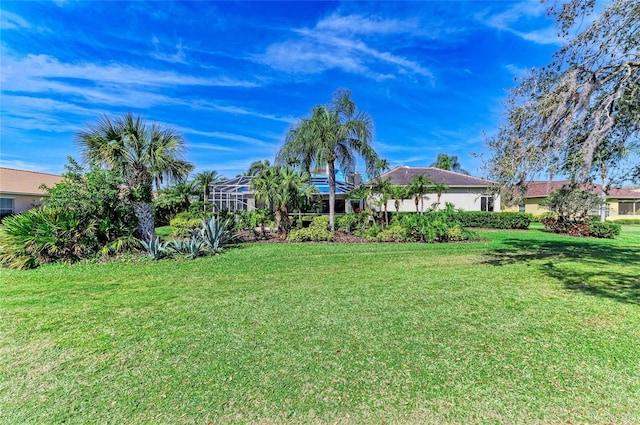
(1, 226, 639, 424)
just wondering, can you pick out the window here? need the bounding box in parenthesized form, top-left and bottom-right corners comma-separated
(518, 204, 526, 212)
(481, 196, 494, 212)
(619, 200, 639, 215)
(0, 197, 14, 219)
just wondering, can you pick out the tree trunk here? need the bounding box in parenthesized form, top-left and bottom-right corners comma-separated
(600, 163, 608, 223)
(133, 202, 154, 241)
(414, 196, 419, 213)
(421, 195, 424, 214)
(328, 160, 336, 231)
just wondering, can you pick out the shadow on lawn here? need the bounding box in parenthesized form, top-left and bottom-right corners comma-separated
(484, 237, 640, 305)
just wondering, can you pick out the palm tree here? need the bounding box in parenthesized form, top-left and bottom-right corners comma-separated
(389, 184, 409, 215)
(246, 159, 271, 176)
(408, 175, 433, 214)
(194, 170, 223, 208)
(372, 158, 390, 178)
(430, 153, 469, 175)
(348, 184, 372, 212)
(277, 89, 379, 231)
(76, 113, 193, 240)
(250, 165, 313, 237)
(430, 182, 449, 209)
(373, 178, 393, 227)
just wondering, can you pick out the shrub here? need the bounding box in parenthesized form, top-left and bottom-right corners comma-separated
(0, 208, 105, 269)
(588, 221, 621, 239)
(170, 212, 204, 237)
(287, 227, 334, 242)
(369, 225, 410, 242)
(455, 211, 531, 229)
(612, 218, 640, 225)
(310, 215, 330, 231)
(336, 211, 369, 233)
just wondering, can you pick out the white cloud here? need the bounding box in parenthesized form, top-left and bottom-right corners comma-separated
(478, 2, 562, 45)
(0, 10, 30, 29)
(258, 13, 434, 82)
(0, 54, 259, 92)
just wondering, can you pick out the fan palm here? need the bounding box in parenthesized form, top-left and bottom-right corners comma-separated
(76, 113, 193, 240)
(277, 89, 379, 231)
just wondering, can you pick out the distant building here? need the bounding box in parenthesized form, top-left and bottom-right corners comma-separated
(366, 166, 500, 212)
(503, 180, 640, 219)
(0, 167, 64, 218)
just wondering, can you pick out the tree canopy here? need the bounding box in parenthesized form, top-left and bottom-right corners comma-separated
(486, 0, 639, 201)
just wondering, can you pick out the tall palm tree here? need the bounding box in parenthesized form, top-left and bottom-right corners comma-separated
(348, 184, 372, 212)
(430, 153, 469, 175)
(76, 113, 193, 240)
(408, 175, 433, 214)
(246, 159, 271, 176)
(372, 158, 390, 178)
(194, 170, 223, 205)
(277, 89, 379, 231)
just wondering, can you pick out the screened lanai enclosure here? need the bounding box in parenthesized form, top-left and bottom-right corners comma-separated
(208, 175, 358, 214)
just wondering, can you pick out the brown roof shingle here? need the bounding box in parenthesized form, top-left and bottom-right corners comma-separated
(525, 180, 640, 199)
(366, 166, 494, 187)
(0, 167, 64, 196)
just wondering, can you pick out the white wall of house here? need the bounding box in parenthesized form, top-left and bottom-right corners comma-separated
(376, 187, 502, 213)
(0, 193, 46, 215)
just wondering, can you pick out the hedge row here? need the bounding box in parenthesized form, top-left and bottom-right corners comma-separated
(453, 211, 532, 229)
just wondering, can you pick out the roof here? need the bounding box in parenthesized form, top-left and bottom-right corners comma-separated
(366, 166, 494, 187)
(525, 180, 640, 200)
(0, 167, 64, 196)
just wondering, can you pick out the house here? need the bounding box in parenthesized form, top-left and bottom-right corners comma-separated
(503, 180, 640, 219)
(365, 166, 500, 212)
(0, 167, 64, 218)
(209, 174, 356, 214)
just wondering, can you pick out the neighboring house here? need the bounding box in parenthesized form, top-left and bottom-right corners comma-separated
(0, 167, 64, 218)
(366, 166, 501, 212)
(503, 180, 640, 219)
(209, 174, 356, 214)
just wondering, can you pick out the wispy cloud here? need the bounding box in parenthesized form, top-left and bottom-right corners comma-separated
(0, 9, 31, 29)
(477, 2, 562, 45)
(258, 13, 434, 82)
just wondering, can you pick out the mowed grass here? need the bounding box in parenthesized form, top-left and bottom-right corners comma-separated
(1, 226, 639, 424)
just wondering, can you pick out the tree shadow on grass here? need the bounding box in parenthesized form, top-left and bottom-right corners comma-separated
(483, 237, 640, 305)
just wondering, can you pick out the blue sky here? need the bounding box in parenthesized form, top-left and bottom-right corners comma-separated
(1, 1, 563, 179)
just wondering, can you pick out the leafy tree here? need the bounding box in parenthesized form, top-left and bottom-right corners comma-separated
(408, 175, 433, 213)
(430, 153, 469, 174)
(277, 89, 379, 231)
(540, 185, 604, 233)
(486, 0, 640, 198)
(76, 113, 193, 240)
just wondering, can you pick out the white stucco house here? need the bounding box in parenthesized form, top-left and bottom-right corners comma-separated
(366, 166, 500, 212)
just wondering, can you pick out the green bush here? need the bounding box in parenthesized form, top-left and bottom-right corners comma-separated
(169, 212, 203, 237)
(287, 227, 334, 242)
(369, 225, 410, 242)
(612, 218, 640, 225)
(310, 215, 331, 231)
(454, 211, 531, 229)
(336, 212, 369, 233)
(588, 221, 621, 239)
(0, 208, 100, 269)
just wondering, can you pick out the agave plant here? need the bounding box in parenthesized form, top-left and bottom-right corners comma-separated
(198, 216, 236, 254)
(167, 237, 203, 259)
(139, 235, 168, 260)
